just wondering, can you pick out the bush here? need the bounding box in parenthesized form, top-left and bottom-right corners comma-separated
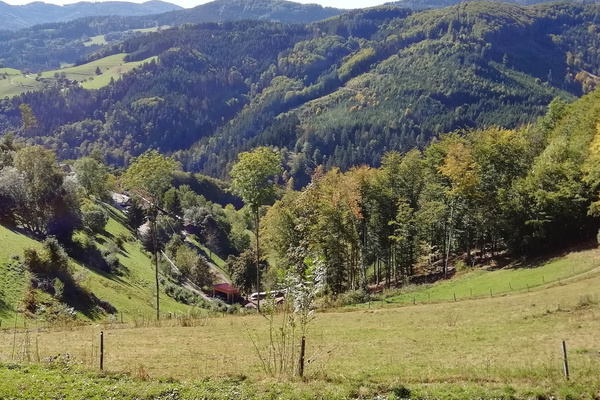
(164, 283, 209, 307)
(23, 237, 70, 277)
(336, 289, 368, 306)
(103, 252, 121, 274)
(227, 303, 241, 314)
(455, 259, 468, 273)
(81, 204, 108, 235)
(53, 278, 64, 300)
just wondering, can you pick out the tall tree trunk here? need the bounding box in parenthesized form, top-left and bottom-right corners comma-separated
(255, 205, 260, 312)
(444, 203, 455, 280)
(151, 211, 160, 321)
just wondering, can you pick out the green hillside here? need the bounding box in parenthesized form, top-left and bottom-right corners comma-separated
(0, 207, 192, 321)
(0, 54, 157, 98)
(360, 247, 600, 306)
(0, 226, 40, 319)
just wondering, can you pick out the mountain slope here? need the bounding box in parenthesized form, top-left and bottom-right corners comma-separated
(0, 0, 345, 71)
(1, 2, 600, 184)
(0, 0, 181, 31)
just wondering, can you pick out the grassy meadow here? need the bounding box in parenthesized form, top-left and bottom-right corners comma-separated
(0, 73, 45, 97)
(359, 247, 600, 306)
(1, 247, 600, 398)
(0, 54, 156, 97)
(40, 53, 157, 90)
(0, 207, 190, 321)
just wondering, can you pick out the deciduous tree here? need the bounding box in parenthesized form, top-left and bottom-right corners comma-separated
(230, 147, 282, 310)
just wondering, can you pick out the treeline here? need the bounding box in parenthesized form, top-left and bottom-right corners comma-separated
(259, 90, 600, 295)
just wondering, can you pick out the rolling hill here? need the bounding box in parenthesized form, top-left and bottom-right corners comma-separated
(0, 0, 182, 31)
(1, 244, 600, 398)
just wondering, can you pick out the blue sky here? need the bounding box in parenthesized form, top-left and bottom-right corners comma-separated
(3, 0, 389, 9)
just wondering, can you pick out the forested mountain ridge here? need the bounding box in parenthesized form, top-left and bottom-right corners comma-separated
(387, 0, 599, 11)
(0, 0, 345, 72)
(2, 1, 600, 185)
(153, 0, 345, 26)
(0, 0, 182, 31)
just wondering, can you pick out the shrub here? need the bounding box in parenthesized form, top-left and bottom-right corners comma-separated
(53, 278, 64, 300)
(23, 237, 70, 277)
(455, 259, 468, 273)
(336, 289, 368, 306)
(81, 203, 108, 235)
(103, 252, 121, 274)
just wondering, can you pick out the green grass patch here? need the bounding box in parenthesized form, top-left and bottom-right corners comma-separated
(0, 74, 44, 97)
(0, 68, 21, 76)
(133, 26, 170, 33)
(0, 54, 157, 97)
(371, 248, 600, 306)
(0, 225, 41, 319)
(83, 35, 107, 47)
(40, 53, 157, 90)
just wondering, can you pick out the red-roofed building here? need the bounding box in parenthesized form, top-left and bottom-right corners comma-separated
(212, 283, 240, 304)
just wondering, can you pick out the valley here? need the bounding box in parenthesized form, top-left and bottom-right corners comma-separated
(0, 0, 600, 398)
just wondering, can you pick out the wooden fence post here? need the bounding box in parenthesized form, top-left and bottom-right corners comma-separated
(562, 340, 569, 380)
(298, 336, 306, 378)
(100, 331, 104, 370)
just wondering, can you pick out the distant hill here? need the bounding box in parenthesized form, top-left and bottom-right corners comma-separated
(386, 0, 597, 10)
(0, 0, 182, 30)
(0, 0, 346, 71)
(155, 0, 345, 25)
(0, 0, 344, 32)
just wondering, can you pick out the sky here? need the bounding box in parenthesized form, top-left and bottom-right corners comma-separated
(1, 0, 390, 9)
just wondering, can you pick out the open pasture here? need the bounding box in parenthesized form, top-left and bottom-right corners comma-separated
(1, 249, 600, 398)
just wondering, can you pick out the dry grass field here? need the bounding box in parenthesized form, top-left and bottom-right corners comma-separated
(1, 248, 600, 398)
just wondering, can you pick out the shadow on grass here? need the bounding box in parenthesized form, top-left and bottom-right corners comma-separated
(0, 297, 14, 320)
(105, 206, 130, 231)
(505, 241, 598, 271)
(98, 229, 115, 241)
(66, 243, 133, 288)
(61, 278, 112, 320)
